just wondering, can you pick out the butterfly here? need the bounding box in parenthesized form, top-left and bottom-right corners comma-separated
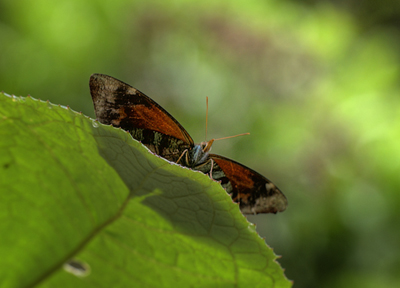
(90, 74, 287, 214)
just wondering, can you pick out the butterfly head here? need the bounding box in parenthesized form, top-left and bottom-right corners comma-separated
(200, 139, 214, 153)
(186, 139, 214, 167)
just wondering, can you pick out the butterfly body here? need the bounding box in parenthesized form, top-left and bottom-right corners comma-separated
(90, 74, 287, 214)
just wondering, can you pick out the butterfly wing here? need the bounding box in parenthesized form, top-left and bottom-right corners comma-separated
(90, 74, 287, 214)
(208, 154, 287, 214)
(90, 74, 194, 162)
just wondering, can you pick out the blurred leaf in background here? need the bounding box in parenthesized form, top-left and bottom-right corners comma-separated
(1, 0, 400, 287)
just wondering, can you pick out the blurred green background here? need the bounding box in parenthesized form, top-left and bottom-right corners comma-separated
(2, 0, 400, 287)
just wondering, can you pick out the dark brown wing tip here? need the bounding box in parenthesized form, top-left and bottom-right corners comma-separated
(240, 188, 288, 215)
(90, 73, 122, 86)
(89, 73, 102, 83)
(90, 73, 106, 78)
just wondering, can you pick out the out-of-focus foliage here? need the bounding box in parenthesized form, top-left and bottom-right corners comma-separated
(1, 0, 400, 287)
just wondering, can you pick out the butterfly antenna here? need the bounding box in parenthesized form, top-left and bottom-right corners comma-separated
(205, 97, 209, 141)
(213, 132, 250, 142)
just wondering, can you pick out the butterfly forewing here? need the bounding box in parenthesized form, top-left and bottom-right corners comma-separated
(90, 74, 194, 162)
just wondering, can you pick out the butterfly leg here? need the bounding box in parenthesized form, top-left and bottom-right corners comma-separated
(209, 159, 215, 180)
(176, 149, 188, 165)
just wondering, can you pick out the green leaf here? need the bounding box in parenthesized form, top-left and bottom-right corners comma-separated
(0, 92, 291, 288)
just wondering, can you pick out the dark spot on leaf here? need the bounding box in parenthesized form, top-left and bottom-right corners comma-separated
(63, 259, 91, 277)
